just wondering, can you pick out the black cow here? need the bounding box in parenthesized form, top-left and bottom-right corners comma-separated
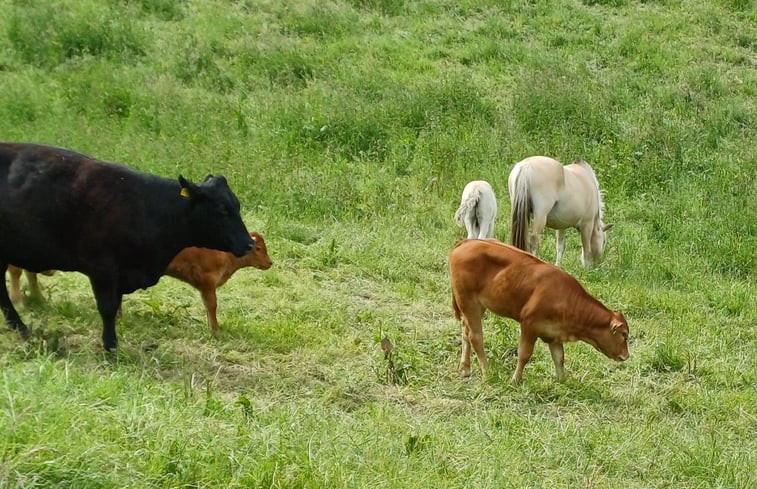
(0, 142, 254, 350)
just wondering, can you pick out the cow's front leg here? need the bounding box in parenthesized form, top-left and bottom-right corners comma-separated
(548, 341, 565, 381)
(0, 262, 29, 337)
(89, 275, 122, 351)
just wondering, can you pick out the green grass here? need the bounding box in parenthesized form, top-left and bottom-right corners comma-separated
(0, 0, 755, 487)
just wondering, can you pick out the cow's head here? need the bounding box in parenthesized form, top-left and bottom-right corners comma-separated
(595, 311, 629, 362)
(179, 175, 254, 257)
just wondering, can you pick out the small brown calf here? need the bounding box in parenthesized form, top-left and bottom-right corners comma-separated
(449, 239, 629, 383)
(9, 233, 272, 332)
(164, 231, 272, 330)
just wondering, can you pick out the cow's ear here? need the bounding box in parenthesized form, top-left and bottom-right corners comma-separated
(178, 175, 199, 199)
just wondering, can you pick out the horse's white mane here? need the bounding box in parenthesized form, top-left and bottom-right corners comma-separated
(575, 159, 605, 222)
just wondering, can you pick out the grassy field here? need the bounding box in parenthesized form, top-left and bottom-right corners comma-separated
(0, 0, 755, 487)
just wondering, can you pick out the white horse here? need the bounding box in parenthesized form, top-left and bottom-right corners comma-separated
(454, 180, 497, 239)
(508, 156, 612, 267)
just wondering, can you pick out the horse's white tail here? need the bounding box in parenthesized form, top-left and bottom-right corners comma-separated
(510, 164, 532, 251)
(454, 189, 482, 227)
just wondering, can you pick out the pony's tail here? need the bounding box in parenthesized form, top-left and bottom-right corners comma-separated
(510, 164, 531, 251)
(454, 189, 480, 227)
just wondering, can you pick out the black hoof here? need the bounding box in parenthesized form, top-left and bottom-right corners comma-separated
(8, 322, 30, 339)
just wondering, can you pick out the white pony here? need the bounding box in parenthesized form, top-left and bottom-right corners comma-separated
(508, 156, 612, 267)
(454, 180, 497, 239)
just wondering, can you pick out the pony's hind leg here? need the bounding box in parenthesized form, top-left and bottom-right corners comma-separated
(529, 212, 548, 256)
(555, 229, 566, 266)
(477, 221, 491, 239)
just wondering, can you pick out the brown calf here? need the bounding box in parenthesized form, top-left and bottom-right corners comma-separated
(9, 232, 272, 332)
(164, 231, 272, 330)
(449, 239, 629, 383)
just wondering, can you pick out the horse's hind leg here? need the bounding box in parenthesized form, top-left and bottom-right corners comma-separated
(555, 229, 566, 266)
(529, 211, 548, 256)
(478, 218, 494, 239)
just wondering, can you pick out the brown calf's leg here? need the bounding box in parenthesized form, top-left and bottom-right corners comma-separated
(24, 270, 43, 300)
(8, 266, 22, 303)
(200, 288, 220, 331)
(512, 331, 536, 384)
(548, 341, 565, 381)
(459, 321, 472, 377)
(469, 320, 489, 376)
(458, 302, 487, 377)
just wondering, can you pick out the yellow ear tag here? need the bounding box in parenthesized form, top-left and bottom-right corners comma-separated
(180, 187, 190, 198)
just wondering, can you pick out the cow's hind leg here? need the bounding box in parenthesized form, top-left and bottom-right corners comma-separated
(0, 263, 29, 337)
(90, 275, 122, 351)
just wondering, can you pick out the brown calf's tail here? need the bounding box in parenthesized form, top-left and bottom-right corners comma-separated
(452, 291, 462, 320)
(510, 166, 531, 251)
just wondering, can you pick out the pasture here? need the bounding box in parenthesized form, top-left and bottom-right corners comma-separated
(0, 0, 754, 487)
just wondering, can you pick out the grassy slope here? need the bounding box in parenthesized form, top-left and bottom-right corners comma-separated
(0, 0, 755, 487)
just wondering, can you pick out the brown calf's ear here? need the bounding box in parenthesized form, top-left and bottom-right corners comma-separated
(611, 321, 621, 334)
(602, 223, 614, 232)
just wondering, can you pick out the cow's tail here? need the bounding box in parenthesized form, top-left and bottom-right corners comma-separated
(510, 164, 532, 251)
(454, 188, 480, 227)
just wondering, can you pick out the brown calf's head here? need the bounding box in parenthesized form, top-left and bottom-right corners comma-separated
(595, 311, 629, 362)
(240, 232, 272, 270)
